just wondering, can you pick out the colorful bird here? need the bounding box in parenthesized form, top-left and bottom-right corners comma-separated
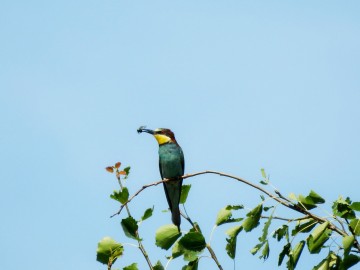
(138, 127, 184, 230)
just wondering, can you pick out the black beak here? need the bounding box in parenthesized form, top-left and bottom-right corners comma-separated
(137, 126, 154, 135)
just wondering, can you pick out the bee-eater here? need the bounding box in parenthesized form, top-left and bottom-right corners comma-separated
(138, 127, 184, 230)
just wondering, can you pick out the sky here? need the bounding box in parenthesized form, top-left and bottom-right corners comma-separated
(1, 1, 360, 269)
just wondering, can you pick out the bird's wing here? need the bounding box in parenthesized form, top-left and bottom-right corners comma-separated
(159, 157, 174, 211)
(159, 158, 164, 180)
(180, 148, 185, 175)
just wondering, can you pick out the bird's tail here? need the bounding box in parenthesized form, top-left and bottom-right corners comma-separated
(172, 205, 181, 232)
(164, 180, 182, 231)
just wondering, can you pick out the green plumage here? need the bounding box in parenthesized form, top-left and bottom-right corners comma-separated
(159, 142, 184, 230)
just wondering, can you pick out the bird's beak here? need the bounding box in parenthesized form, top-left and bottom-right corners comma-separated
(137, 127, 154, 135)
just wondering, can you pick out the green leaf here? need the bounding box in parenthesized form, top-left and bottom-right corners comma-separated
(292, 218, 317, 236)
(123, 166, 131, 178)
(110, 187, 129, 204)
(278, 243, 291, 266)
(250, 242, 264, 255)
(153, 261, 165, 270)
(171, 241, 184, 259)
(226, 205, 244, 210)
(226, 236, 237, 259)
(273, 225, 289, 242)
(180, 185, 191, 204)
(261, 168, 267, 178)
(155, 224, 181, 250)
(96, 237, 124, 265)
(260, 213, 273, 241)
(290, 240, 305, 269)
(311, 221, 329, 242)
(215, 207, 242, 226)
(171, 236, 203, 262)
(119, 187, 129, 204)
(343, 235, 355, 256)
(260, 168, 269, 185)
(328, 251, 340, 269)
(141, 207, 154, 221)
(263, 206, 274, 212)
(350, 202, 360, 211)
(296, 190, 325, 210)
(312, 252, 339, 270)
(298, 194, 317, 210)
(182, 259, 199, 270)
(183, 250, 201, 262)
(226, 225, 243, 238)
(121, 216, 139, 240)
(225, 225, 243, 259)
(307, 227, 332, 254)
(260, 241, 270, 260)
(340, 254, 360, 269)
(179, 232, 206, 252)
(242, 204, 263, 232)
(252, 212, 273, 257)
(215, 207, 231, 226)
(308, 190, 325, 204)
(312, 258, 329, 270)
(332, 197, 356, 219)
(123, 263, 138, 270)
(350, 219, 360, 236)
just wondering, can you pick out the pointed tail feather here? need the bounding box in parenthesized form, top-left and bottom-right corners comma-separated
(172, 206, 181, 231)
(163, 180, 182, 231)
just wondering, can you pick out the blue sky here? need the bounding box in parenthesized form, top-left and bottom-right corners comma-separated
(1, 1, 360, 269)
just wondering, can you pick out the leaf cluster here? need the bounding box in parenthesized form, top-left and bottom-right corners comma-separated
(97, 165, 360, 270)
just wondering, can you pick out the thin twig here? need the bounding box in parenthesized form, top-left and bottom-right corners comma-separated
(333, 215, 347, 232)
(261, 215, 309, 222)
(117, 176, 131, 216)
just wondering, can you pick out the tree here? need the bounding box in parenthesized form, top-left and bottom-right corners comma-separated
(97, 162, 360, 270)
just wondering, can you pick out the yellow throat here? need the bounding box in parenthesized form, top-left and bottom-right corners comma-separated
(154, 134, 171, 145)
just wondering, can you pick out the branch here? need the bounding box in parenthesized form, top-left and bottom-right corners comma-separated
(261, 215, 310, 222)
(111, 170, 358, 252)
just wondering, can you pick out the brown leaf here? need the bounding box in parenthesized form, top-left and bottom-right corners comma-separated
(106, 166, 114, 173)
(114, 162, 121, 169)
(118, 171, 126, 175)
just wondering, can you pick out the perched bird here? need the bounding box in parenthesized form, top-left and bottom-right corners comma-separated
(138, 127, 184, 230)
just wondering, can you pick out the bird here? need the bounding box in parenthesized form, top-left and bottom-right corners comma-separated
(138, 127, 184, 231)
